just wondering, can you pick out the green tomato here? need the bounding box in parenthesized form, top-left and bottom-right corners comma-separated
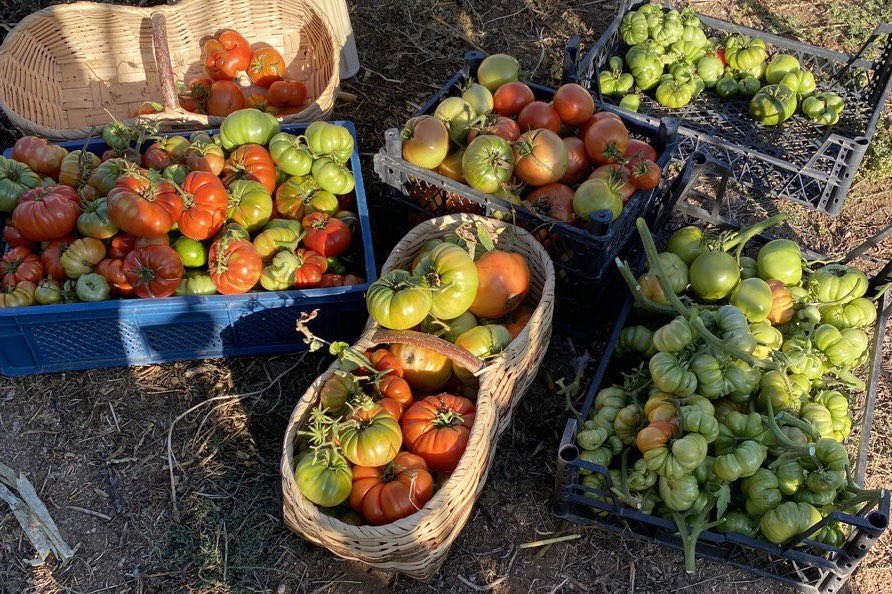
(620, 10, 650, 45)
(714, 411, 767, 455)
(227, 180, 273, 232)
(795, 488, 836, 507)
(774, 458, 805, 496)
(780, 336, 824, 379)
(102, 121, 132, 152)
(462, 83, 494, 116)
(760, 502, 822, 544)
(35, 279, 62, 305)
(690, 352, 727, 399)
(659, 474, 700, 511)
(802, 92, 844, 126)
(260, 250, 299, 291)
(462, 135, 514, 194)
(269, 132, 313, 176)
(750, 84, 798, 126)
(696, 56, 724, 88)
(304, 121, 355, 164)
(720, 511, 759, 537)
(681, 407, 719, 443)
(617, 325, 657, 358)
(172, 236, 208, 268)
(412, 242, 478, 319)
(434, 97, 477, 144)
(750, 321, 783, 355)
(813, 324, 869, 368)
(715, 76, 739, 98)
(738, 255, 758, 279)
(644, 433, 708, 479)
(75, 273, 110, 302)
(176, 270, 218, 296)
(218, 108, 280, 151)
(453, 324, 512, 383)
(162, 163, 190, 186)
(420, 311, 479, 344)
(366, 269, 432, 330)
(730, 277, 774, 322)
(294, 449, 352, 507)
(819, 297, 877, 329)
(765, 54, 800, 84)
(77, 197, 118, 239)
(264, 218, 303, 235)
(649, 13, 684, 46)
(758, 370, 805, 413)
(476, 53, 520, 91)
(806, 264, 868, 304)
(800, 401, 835, 440)
(325, 256, 347, 275)
(655, 79, 693, 108)
(0, 156, 42, 212)
(252, 227, 300, 260)
(653, 317, 695, 353)
(647, 252, 689, 293)
(689, 250, 740, 300)
(737, 76, 761, 96)
(779, 69, 816, 100)
(712, 440, 767, 482)
(670, 39, 706, 64)
(725, 36, 767, 71)
(742, 60, 767, 81)
(573, 179, 623, 222)
(741, 468, 782, 517)
(625, 44, 664, 91)
(649, 351, 697, 396)
(666, 225, 704, 265)
(599, 69, 635, 96)
(725, 359, 761, 402)
(757, 239, 802, 285)
(311, 157, 355, 195)
(619, 93, 641, 112)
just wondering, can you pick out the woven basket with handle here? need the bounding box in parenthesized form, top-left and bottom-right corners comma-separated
(280, 214, 555, 579)
(0, 0, 339, 140)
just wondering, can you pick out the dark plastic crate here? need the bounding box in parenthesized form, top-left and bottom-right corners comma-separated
(0, 121, 376, 377)
(373, 51, 687, 334)
(552, 162, 892, 592)
(571, 0, 892, 216)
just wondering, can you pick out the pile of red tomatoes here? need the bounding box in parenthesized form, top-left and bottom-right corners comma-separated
(0, 109, 364, 308)
(400, 53, 663, 227)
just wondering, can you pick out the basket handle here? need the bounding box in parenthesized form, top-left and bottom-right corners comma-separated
(150, 12, 180, 113)
(370, 329, 484, 374)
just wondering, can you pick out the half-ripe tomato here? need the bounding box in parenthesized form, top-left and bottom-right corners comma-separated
(573, 178, 623, 222)
(553, 83, 595, 126)
(203, 30, 252, 80)
(576, 111, 622, 140)
(340, 405, 403, 467)
(1, 247, 43, 289)
(185, 141, 225, 176)
(228, 180, 273, 232)
(365, 348, 404, 377)
(95, 258, 133, 295)
(452, 324, 512, 382)
(462, 135, 515, 194)
(523, 183, 575, 222)
(223, 144, 277, 193)
(517, 101, 561, 133)
(275, 175, 329, 220)
(467, 115, 521, 143)
(12, 185, 80, 241)
(107, 173, 183, 238)
(40, 239, 72, 280)
(122, 245, 183, 298)
(267, 80, 307, 107)
(589, 164, 635, 203)
(401, 394, 476, 472)
(292, 248, 327, 288)
(401, 115, 449, 170)
(247, 47, 286, 88)
(584, 117, 630, 164)
(470, 250, 530, 317)
(625, 139, 658, 165)
(376, 374, 413, 412)
(493, 82, 535, 117)
(11, 136, 67, 180)
(0, 279, 36, 308)
(412, 242, 479, 319)
(513, 129, 569, 186)
(302, 212, 351, 257)
(206, 80, 246, 117)
(208, 237, 262, 294)
(767, 279, 795, 325)
(58, 150, 101, 188)
(366, 270, 432, 330)
(2, 223, 37, 250)
(506, 305, 533, 338)
(142, 137, 188, 170)
(628, 159, 661, 190)
(636, 420, 676, 453)
(560, 137, 591, 185)
(389, 342, 452, 391)
(108, 233, 136, 259)
(436, 149, 465, 182)
(246, 93, 276, 114)
(349, 451, 434, 525)
(177, 171, 228, 240)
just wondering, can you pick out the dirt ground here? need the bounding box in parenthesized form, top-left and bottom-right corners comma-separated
(1, 0, 891, 593)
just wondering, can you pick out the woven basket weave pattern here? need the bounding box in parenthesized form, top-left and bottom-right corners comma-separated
(0, 0, 339, 139)
(280, 214, 555, 579)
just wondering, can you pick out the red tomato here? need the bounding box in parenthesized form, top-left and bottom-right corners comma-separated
(628, 159, 662, 191)
(135, 235, 170, 248)
(11, 136, 68, 179)
(576, 111, 622, 140)
(2, 223, 37, 251)
(292, 248, 327, 288)
(318, 273, 364, 287)
(561, 137, 591, 185)
(245, 93, 276, 114)
(506, 305, 534, 338)
(469, 250, 530, 318)
(179, 77, 213, 114)
(108, 234, 136, 259)
(467, 116, 521, 143)
(302, 212, 352, 257)
(209, 237, 262, 294)
(247, 47, 286, 88)
(513, 129, 569, 187)
(584, 117, 630, 164)
(553, 83, 595, 126)
(517, 101, 561, 133)
(107, 174, 184, 238)
(1, 247, 43, 289)
(122, 245, 183, 298)
(589, 164, 636, 203)
(348, 451, 434, 525)
(12, 185, 80, 241)
(141, 136, 188, 171)
(377, 374, 413, 411)
(492, 82, 535, 117)
(95, 258, 133, 296)
(203, 30, 252, 80)
(523, 183, 575, 222)
(132, 101, 164, 117)
(177, 171, 229, 240)
(365, 348, 404, 378)
(206, 80, 246, 117)
(401, 394, 476, 472)
(267, 80, 307, 107)
(624, 139, 658, 165)
(40, 239, 72, 281)
(222, 144, 277, 193)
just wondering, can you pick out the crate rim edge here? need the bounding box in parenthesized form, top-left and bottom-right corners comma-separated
(0, 120, 377, 320)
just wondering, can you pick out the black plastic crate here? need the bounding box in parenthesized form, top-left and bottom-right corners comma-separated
(571, 0, 892, 216)
(552, 162, 892, 592)
(373, 51, 687, 334)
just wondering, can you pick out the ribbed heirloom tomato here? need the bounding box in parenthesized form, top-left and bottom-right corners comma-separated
(340, 405, 402, 467)
(12, 185, 80, 241)
(95, 258, 133, 296)
(292, 248, 327, 288)
(247, 47, 286, 88)
(401, 394, 476, 472)
(208, 237, 262, 295)
(1, 247, 43, 289)
(389, 343, 452, 391)
(107, 174, 183, 238)
(228, 180, 273, 232)
(203, 30, 252, 80)
(223, 144, 277, 193)
(177, 171, 228, 240)
(123, 245, 183, 298)
(349, 452, 434, 525)
(302, 212, 351, 257)
(11, 136, 67, 179)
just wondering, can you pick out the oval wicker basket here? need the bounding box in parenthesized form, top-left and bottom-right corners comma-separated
(280, 214, 555, 579)
(0, 0, 339, 140)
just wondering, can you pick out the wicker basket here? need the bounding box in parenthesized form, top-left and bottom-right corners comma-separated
(0, 0, 339, 140)
(280, 214, 555, 578)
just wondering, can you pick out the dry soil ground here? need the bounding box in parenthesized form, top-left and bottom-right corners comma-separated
(0, 1, 891, 593)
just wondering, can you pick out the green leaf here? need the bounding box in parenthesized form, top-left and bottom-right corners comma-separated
(329, 341, 349, 357)
(308, 339, 324, 352)
(714, 483, 731, 519)
(476, 222, 495, 252)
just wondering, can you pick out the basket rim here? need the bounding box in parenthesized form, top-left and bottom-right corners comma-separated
(0, 0, 341, 139)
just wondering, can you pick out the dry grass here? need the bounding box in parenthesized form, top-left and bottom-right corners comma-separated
(0, 0, 891, 593)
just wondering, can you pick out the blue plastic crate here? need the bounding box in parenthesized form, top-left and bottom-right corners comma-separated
(0, 121, 376, 376)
